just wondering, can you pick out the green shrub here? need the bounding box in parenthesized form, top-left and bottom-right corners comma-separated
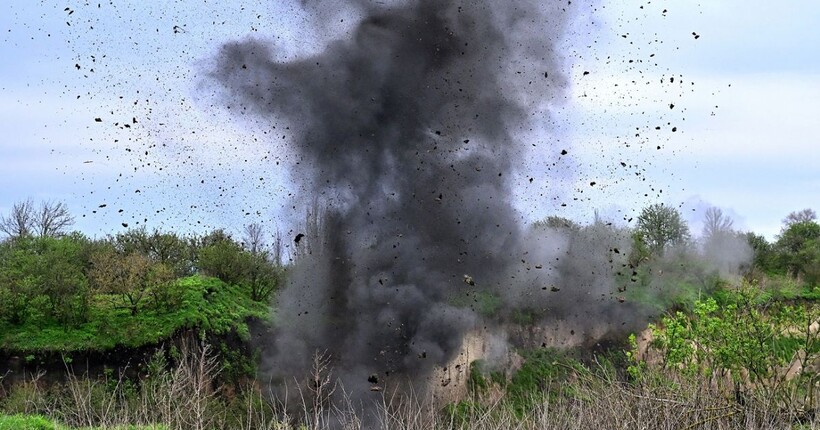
(506, 348, 580, 415)
(0, 276, 269, 353)
(442, 400, 486, 427)
(646, 282, 820, 407)
(0, 414, 65, 430)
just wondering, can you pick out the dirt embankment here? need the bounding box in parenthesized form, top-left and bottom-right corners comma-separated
(0, 323, 268, 390)
(431, 319, 635, 405)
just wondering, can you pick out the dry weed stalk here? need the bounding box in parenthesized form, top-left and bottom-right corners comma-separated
(294, 350, 338, 430)
(5, 345, 820, 429)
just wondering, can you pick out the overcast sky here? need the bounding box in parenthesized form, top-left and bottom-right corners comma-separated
(1, 0, 817, 241)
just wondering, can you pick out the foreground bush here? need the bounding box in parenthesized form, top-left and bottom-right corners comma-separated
(639, 282, 820, 417)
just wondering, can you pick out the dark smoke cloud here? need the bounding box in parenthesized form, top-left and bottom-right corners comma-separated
(210, 0, 577, 409)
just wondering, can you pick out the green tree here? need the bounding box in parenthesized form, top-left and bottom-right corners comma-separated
(628, 231, 651, 267)
(198, 239, 280, 302)
(198, 240, 248, 285)
(1, 235, 93, 326)
(36, 235, 90, 325)
(775, 220, 820, 284)
(798, 239, 820, 286)
(745, 232, 775, 274)
(532, 215, 581, 233)
(0, 238, 39, 324)
(783, 208, 817, 227)
(194, 228, 235, 249)
(113, 227, 193, 276)
(241, 222, 282, 300)
(89, 247, 172, 315)
(245, 252, 281, 302)
(634, 203, 690, 257)
(650, 288, 787, 389)
(147, 262, 181, 312)
(647, 285, 820, 404)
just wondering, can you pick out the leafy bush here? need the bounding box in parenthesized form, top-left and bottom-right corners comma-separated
(506, 348, 580, 415)
(198, 241, 281, 302)
(775, 221, 820, 282)
(644, 283, 820, 408)
(0, 276, 269, 353)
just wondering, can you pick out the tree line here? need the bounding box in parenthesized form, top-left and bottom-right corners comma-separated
(1, 198, 817, 330)
(536, 203, 818, 287)
(629, 204, 819, 284)
(0, 200, 284, 329)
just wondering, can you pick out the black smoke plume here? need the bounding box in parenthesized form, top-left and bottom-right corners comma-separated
(211, 0, 576, 408)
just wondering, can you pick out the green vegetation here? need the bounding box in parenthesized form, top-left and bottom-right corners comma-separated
(624, 253, 726, 312)
(638, 283, 820, 409)
(633, 203, 691, 256)
(0, 414, 66, 430)
(7, 342, 820, 430)
(0, 414, 165, 430)
(0, 206, 282, 396)
(466, 359, 505, 396)
(450, 349, 588, 421)
(442, 206, 820, 427)
(505, 348, 582, 415)
(0, 206, 283, 354)
(1, 199, 819, 428)
(450, 290, 502, 318)
(0, 276, 268, 352)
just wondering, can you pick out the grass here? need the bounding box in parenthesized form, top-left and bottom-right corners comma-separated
(0, 414, 166, 430)
(0, 414, 66, 430)
(0, 276, 269, 353)
(0, 414, 167, 430)
(505, 348, 578, 413)
(450, 290, 502, 318)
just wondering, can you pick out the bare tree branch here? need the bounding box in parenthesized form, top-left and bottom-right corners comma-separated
(34, 200, 74, 237)
(783, 208, 817, 227)
(0, 199, 35, 239)
(295, 199, 326, 260)
(272, 227, 284, 266)
(703, 207, 734, 240)
(243, 222, 265, 255)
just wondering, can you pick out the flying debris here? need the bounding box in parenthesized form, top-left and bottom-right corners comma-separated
(463, 275, 475, 286)
(205, 0, 709, 423)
